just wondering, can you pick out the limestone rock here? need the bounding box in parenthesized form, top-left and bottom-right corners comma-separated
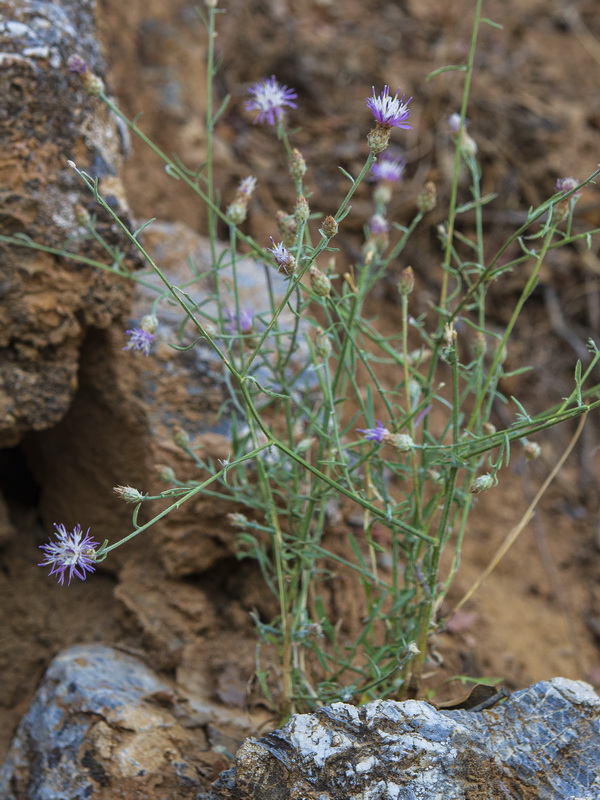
(211, 678, 600, 800)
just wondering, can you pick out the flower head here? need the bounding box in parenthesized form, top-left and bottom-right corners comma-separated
(67, 54, 88, 74)
(226, 176, 257, 224)
(368, 214, 390, 235)
(39, 523, 98, 586)
(123, 327, 156, 356)
(371, 154, 405, 183)
(238, 176, 257, 196)
(357, 420, 388, 443)
(224, 308, 254, 335)
(246, 76, 298, 126)
(268, 238, 297, 275)
(555, 177, 579, 194)
(367, 86, 412, 129)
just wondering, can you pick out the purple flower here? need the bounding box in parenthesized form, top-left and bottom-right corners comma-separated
(123, 327, 156, 356)
(368, 214, 390, 235)
(225, 308, 254, 335)
(268, 238, 297, 275)
(556, 177, 579, 194)
(66, 54, 88, 74)
(246, 76, 298, 126)
(39, 523, 98, 586)
(357, 420, 388, 443)
(448, 113, 468, 134)
(367, 86, 411, 129)
(371, 154, 405, 183)
(238, 176, 257, 196)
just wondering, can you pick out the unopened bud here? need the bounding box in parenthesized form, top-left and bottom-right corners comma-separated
(417, 181, 437, 213)
(74, 205, 91, 226)
(288, 148, 307, 181)
(309, 265, 332, 297)
(367, 124, 392, 154)
(295, 195, 310, 226)
(523, 441, 541, 461)
(469, 473, 496, 494)
(315, 327, 332, 358)
(228, 512, 249, 529)
(201, 321, 217, 339)
(81, 71, 105, 96)
(321, 215, 338, 239)
(156, 464, 176, 483)
(472, 330, 487, 358)
(374, 182, 393, 206)
(113, 485, 145, 503)
(398, 266, 415, 295)
(442, 323, 457, 349)
(141, 314, 158, 334)
(482, 422, 496, 436)
(173, 426, 190, 449)
(384, 431, 414, 452)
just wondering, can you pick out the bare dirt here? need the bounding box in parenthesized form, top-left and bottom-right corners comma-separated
(2, 0, 600, 786)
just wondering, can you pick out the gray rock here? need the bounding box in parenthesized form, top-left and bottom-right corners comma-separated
(211, 678, 600, 800)
(0, 643, 208, 800)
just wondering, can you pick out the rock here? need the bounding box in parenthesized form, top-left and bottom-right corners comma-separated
(0, 0, 136, 447)
(211, 678, 600, 800)
(0, 643, 266, 800)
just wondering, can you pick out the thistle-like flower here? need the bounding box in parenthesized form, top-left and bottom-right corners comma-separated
(66, 54, 88, 75)
(268, 239, 297, 275)
(367, 86, 412, 129)
(246, 76, 298, 126)
(371, 154, 406, 183)
(224, 308, 254, 335)
(113, 485, 146, 503)
(39, 523, 98, 586)
(226, 176, 257, 225)
(357, 420, 388, 443)
(123, 327, 156, 356)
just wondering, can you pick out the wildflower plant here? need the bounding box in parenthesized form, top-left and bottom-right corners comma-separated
(5, 0, 600, 718)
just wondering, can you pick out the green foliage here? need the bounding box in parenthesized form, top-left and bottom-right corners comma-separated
(4, 0, 600, 719)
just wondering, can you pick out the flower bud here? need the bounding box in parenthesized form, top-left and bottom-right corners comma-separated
(173, 426, 190, 449)
(367, 124, 392, 154)
(523, 441, 541, 461)
(82, 71, 105, 96)
(141, 314, 158, 334)
(384, 431, 414, 452)
(398, 266, 415, 295)
(469, 473, 496, 494)
(156, 464, 176, 483)
(295, 194, 310, 226)
(417, 181, 437, 213)
(113, 485, 145, 503)
(472, 330, 487, 359)
(321, 215, 338, 238)
(315, 327, 332, 358)
(309, 265, 332, 297)
(482, 422, 496, 436)
(289, 148, 307, 181)
(74, 205, 91, 226)
(228, 512, 249, 529)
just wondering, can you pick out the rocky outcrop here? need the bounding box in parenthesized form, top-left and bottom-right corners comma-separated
(0, 0, 134, 448)
(212, 678, 600, 800)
